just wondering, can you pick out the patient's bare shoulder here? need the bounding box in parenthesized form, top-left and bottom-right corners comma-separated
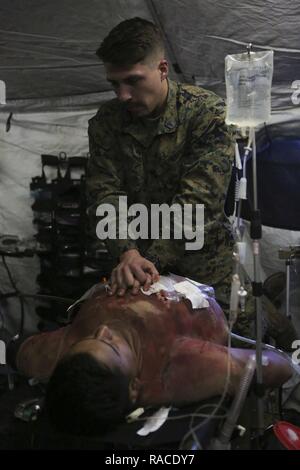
(16, 327, 68, 381)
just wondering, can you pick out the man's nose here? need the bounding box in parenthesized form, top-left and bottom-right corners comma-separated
(116, 85, 132, 102)
(96, 325, 113, 340)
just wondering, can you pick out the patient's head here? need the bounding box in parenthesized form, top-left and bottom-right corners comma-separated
(45, 325, 140, 436)
(69, 325, 138, 379)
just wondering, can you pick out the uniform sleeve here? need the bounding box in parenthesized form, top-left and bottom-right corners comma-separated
(146, 96, 235, 271)
(87, 112, 138, 260)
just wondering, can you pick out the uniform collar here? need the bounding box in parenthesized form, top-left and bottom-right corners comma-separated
(157, 79, 178, 134)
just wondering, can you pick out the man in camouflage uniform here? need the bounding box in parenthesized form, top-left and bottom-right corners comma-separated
(87, 17, 238, 326)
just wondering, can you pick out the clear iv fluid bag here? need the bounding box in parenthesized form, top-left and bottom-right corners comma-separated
(225, 51, 274, 128)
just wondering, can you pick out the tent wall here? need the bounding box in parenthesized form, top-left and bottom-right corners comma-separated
(0, 108, 96, 333)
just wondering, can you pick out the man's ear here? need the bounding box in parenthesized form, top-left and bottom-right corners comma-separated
(158, 59, 169, 81)
(129, 377, 141, 403)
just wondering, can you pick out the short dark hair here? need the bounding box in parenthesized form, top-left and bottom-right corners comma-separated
(44, 352, 133, 436)
(96, 17, 164, 65)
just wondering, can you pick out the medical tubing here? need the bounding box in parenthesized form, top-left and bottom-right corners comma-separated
(243, 132, 252, 178)
(217, 355, 256, 445)
(236, 132, 252, 231)
(179, 323, 234, 449)
(229, 274, 240, 325)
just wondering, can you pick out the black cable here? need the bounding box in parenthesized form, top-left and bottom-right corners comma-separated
(0, 290, 75, 304)
(1, 255, 18, 292)
(1, 255, 25, 335)
(21, 293, 75, 304)
(19, 293, 25, 336)
(278, 386, 284, 420)
(0, 303, 5, 328)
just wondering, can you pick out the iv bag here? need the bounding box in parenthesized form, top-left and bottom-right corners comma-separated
(225, 50, 274, 128)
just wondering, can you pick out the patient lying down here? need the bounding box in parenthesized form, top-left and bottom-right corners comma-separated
(16, 278, 293, 436)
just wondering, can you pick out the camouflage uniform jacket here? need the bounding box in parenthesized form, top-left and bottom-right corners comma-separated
(87, 79, 234, 287)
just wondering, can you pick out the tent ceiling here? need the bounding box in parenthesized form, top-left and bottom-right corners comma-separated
(0, 0, 299, 117)
(0, 0, 157, 102)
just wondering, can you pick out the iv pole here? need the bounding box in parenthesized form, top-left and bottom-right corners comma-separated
(232, 125, 265, 444)
(231, 43, 267, 444)
(249, 125, 265, 441)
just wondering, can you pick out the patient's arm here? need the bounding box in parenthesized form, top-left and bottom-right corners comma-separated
(230, 347, 293, 389)
(153, 338, 294, 406)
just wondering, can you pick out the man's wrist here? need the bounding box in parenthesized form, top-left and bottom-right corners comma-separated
(119, 248, 140, 261)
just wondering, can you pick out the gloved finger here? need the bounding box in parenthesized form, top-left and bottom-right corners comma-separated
(117, 287, 126, 297)
(123, 265, 135, 287)
(109, 270, 118, 295)
(116, 267, 125, 289)
(143, 262, 159, 280)
(151, 271, 160, 283)
(143, 273, 152, 292)
(131, 265, 147, 284)
(131, 279, 141, 295)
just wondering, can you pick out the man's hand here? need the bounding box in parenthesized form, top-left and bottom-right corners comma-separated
(109, 249, 160, 296)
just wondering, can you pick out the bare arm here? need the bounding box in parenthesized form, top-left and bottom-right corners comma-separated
(158, 339, 293, 406)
